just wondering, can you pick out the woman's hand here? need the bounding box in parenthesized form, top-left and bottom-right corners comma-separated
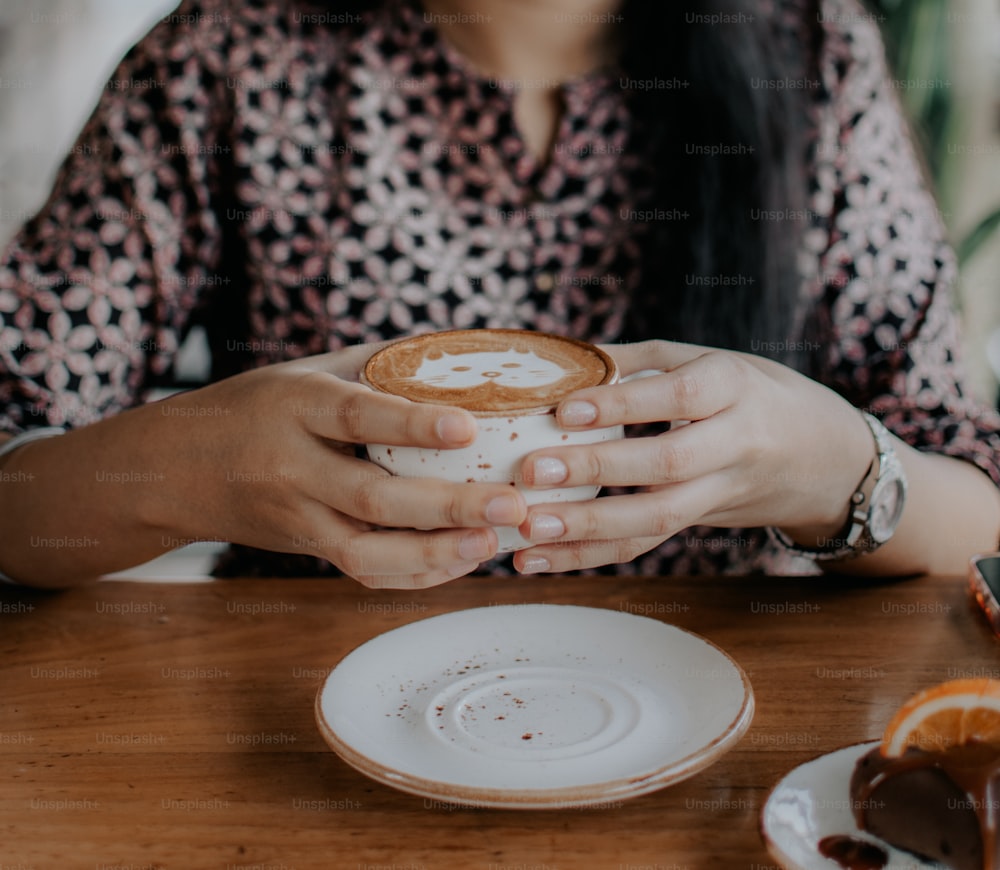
(145, 344, 526, 588)
(0, 342, 529, 589)
(510, 340, 875, 573)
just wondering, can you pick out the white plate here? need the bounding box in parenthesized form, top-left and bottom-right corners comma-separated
(315, 604, 754, 808)
(762, 741, 946, 869)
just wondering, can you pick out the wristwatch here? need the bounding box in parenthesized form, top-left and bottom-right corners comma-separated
(767, 413, 907, 561)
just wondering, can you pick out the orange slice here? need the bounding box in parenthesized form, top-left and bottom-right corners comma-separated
(880, 678, 1000, 758)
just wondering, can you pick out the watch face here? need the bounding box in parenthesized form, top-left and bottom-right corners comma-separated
(869, 477, 905, 543)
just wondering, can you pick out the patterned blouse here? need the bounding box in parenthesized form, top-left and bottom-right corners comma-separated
(1, 0, 998, 577)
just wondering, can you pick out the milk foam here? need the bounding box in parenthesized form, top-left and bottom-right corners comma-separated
(408, 349, 569, 390)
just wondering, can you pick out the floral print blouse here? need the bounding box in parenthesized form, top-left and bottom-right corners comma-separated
(1, 0, 998, 577)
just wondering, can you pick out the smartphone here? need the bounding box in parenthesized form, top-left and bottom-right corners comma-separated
(970, 553, 1000, 637)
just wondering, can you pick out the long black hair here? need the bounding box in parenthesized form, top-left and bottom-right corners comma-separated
(621, 0, 823, 371)
(311, 0, 824, 370)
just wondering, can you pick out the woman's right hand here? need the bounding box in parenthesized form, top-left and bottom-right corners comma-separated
(136, 344, 528, 588)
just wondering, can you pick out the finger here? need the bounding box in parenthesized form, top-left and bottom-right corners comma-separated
(598, 338, 710, 376)
(354, 562, 482, 590)
(555, 350, 747, 430)
(290, 371, 477, 448)
(340, 526, 497, 577)
(520, 417, 736, 489)
(294, 501, 499, 577)
(515, 477, 726, 551)
(310, 452, 527, 529)
(310, 340, 395, 381)
(513, 535, 667, 574)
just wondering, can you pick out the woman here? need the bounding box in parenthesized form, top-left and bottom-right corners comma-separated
(0, 0, 998, 588)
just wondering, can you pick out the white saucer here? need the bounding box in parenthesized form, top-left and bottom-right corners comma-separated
(315, 604, 754, 808)
(761, 741, 945, 869)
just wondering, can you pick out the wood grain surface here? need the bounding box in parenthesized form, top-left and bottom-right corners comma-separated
(1, 572, 997, 870)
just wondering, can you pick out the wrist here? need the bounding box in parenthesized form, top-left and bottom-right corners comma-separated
(0, 427, 66, 472)
(0, 412, 183, 585)
(127, 393, 224, 541)
(778, 408, 876, 548)
(779, 515, 855, 551)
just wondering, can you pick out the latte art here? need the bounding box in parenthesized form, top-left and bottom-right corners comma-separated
(363, 329, 616, 414)
(409, 350, 570, 390)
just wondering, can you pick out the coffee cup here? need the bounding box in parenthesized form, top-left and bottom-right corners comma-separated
(361, 329, 625, 552)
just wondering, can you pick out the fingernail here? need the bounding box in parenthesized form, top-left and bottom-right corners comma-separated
(532, 457, 568, 486)
(436, 414, 474, 445)
(559, 401, 598, 427)
(520, 556, 551, 574)
(485, 495, 523, 525)
(459, 532, 492, 562)
(529, 514, 565, 540)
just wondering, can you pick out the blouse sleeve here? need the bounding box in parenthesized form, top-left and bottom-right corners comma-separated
(810, 0, 1000, 487)
(0, 0, 231, 435)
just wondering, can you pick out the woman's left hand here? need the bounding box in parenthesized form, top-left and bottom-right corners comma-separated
(511, 339, 876, 573)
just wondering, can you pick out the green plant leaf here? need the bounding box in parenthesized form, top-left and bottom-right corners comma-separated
(958, 207, 1000, 265)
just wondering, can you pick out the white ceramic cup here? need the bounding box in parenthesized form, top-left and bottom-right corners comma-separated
(361, 329, 647, 552)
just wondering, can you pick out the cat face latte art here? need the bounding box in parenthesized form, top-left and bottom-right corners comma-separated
(409, 350, 568, 391)
(362, 329, 625, 552)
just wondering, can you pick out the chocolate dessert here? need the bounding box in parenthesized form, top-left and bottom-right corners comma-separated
(849, 740, 1000, 870)
(818, 834, 888, 870)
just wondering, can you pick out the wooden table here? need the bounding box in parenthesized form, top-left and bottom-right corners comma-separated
(1, 572, 997, 869)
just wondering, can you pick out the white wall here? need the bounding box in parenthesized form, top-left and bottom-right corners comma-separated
(0, 0, 178, 245)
